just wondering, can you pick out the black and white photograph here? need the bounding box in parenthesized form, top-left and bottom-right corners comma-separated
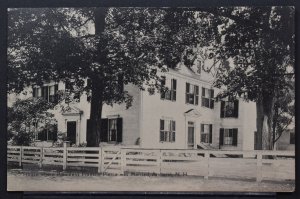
(6, 6, 295, 192)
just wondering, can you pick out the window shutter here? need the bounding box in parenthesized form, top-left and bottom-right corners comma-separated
(186, 83, 190, 93)
(160, 131, 164, 142)
(100, 118, 108, 142)
(171, 79, 177, 101)
(220, 101, 225, 118)
(232, 128, 238, 146)
(195, 96, 199, 105)
(195, 85, 199, 95)
(43, 86, 49, 101)
(202, 87, 205, 97)
(32, 87, 36, 97)
(160, 119, 164, 130)
(54, 84, 59, 103)
(86, 119, 92, 146)
(117, 118, 123, 143)
(41, 86, 45, 99)
(210, 99, 214, 109)
(219, 128, 224, 147)
(172, 132, 175, 142)
(234, 100, 239, 118)
(171, 120, 176, 131)
(209, 124, 213, 144)
(210, 89, 214, 98)
(201, 124, 204, 132)
(161, 76, 166, 99)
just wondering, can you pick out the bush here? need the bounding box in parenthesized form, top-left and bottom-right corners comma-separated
(12, 131, 32, 146)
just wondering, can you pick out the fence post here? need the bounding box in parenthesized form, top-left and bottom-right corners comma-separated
(98, 147, 102, 173)
(101, 147, 105, 174)
(120, 148, 126, 175)
(63, 142, 68, 170)
(19, 146, 23, 167)
(204, 152, 210, 180)
(256, 152, 262, 182)
(39, 147, 43, 169)
(157, 150, 162, 174)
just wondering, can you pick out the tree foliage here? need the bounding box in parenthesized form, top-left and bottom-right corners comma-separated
(7, 97, 56, 145)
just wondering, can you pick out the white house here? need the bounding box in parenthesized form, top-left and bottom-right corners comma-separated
(8, 62, 257, 150)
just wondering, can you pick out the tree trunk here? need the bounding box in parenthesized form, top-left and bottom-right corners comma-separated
(87, 82, 103, 147)
(256, 95, 275, 150)
(86, 7, 107, 147)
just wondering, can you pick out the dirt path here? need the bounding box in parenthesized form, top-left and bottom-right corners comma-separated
(7, 169, 294, 192)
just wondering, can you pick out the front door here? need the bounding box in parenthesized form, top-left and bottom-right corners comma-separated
(67, 121, 77, 145)
(187, 121, 195, 148)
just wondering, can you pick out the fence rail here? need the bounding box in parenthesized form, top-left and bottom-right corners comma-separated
(7, 144, 295, 182)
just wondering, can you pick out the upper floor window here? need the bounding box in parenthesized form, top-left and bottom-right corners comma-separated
(186, 83, 199, 105)
(65, 80, 80, 103)
(201, 88, 214, 109)
(161, 76, 177, 101)
(219, 128, 238, 146)
(160, 119, 176, 142)
(220, 100, 239, 118)
(201, 124, 212, 143)
(32, 84, 58, 103)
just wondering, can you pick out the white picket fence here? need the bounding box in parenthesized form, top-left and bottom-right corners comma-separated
(7, 144, 295, 182)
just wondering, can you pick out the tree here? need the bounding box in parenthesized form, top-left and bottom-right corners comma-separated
(7, 97, 56, 145)
(8, 8, 217, 146)
(211, 7, 295, 150)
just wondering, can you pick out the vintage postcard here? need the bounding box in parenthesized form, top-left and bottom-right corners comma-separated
(7, 7, 295, 192)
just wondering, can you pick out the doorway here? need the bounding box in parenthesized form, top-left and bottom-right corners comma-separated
(187, 121, 195, 148)
(67, 121, 77, 145)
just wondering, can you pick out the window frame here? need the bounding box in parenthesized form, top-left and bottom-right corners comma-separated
(160, 119, 176, 143)
(186, 83, 199, 105)
(220, 100, 239, 118)
(201, 124, 212, 143)
(160, 76, 177, 101)
(201, 87, 214, 109)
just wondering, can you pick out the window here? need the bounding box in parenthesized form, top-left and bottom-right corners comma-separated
(201, 88, 214, 109)
(290, 132, 295, 144)
(65, 80, 80, 103)
(186, 83, 199, 105)
(97, 118, 123, 143)
(33, 84, 58, 103)
(219, 128, 238, 146)
(36, 123, 58, 141)
(161, 77, 177, 101)
(201, 124, 212, 143)
(108, 119, 117, 142)
(160, 119, 176, 142)
(220, 100, 239, 118)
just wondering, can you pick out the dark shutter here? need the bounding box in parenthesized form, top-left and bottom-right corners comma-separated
(210, 99, 214, 109)
(210, 89, 214, 109)
(117, 118, 123, 142)
(41, 86, 45, 99)
(219, 128, 224, 148)
(86, 119, 92, 145)
(195, 85, 199, 95)
(160, 76, 166, 99)
(234, 100, 239, 118)
(232, 128, 238, 146)
(171, 79, 177, 101)
(201, 124, 204, 132)
(220, 101, 225, 118)
(100, 118, 108, 142)
(202, 87, 205, 97)
(43, 86, 49, 101)
(186, 83, 190, 93)
(210, 89, 214, 98)
(160, 119, 164, 130)
(54, 84, 59, 103)
(209, 124, 213, 144)
(32, 87, 36, 97)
